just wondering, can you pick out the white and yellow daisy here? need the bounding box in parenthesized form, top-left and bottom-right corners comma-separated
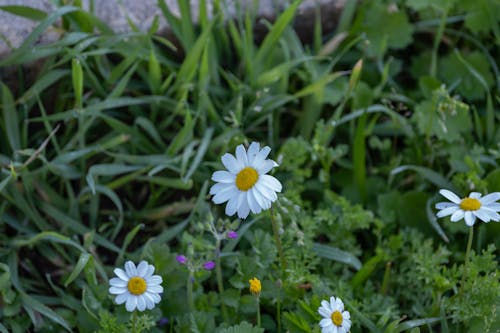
(210, 142, 282, 219)
(436, 189, 500, 226)
(109, 261, 163, 312)
(318, 296, 352, 333)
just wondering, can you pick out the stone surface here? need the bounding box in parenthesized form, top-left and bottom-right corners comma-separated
(0, 0, 345, 58)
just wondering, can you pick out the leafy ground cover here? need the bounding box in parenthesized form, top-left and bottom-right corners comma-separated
(0, 0, 499, 332)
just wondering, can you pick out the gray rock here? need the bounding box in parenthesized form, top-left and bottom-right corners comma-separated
(1, 0, 345, 59)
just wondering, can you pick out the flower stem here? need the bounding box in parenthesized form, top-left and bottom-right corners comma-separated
(215, 238, 229, 323)
(187, 271, 194, 311)
(460, 225, 474, 295)
(270, 208, 286, 274)
(131, 311, 138, 333)
(276, 291, 281, 333)
(256, 297, 261, 327)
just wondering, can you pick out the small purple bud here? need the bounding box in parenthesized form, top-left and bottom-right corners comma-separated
(203, 261, 216, 270)
(227, 231, 238, 239)
(176, 255, 187, 264)
(158, 317, 169, 326)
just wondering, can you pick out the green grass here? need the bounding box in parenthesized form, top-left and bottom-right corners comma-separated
(0, 0, 499, 332)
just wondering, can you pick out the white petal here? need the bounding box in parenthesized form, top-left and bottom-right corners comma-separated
(252, 146, 271, 167)
(247, 142, 260, 164)
(225, 196, 239, 216)
(439, 189, 461, 204)
(469, 192, 482, 199)
(210, 182, 233, 195)
(235, 145, 248, 166)
(251, 188, 270, 210)
(342, 319, 352, 331)
(211, 170, 236, 183)
(148, 285, 163, 293)
(237, 194, 250, 219)
(109, 286, 127, 294)
(436, 206, 459, 218)
(115, 292, 129, 304)
(321, 300, 332, 312)
(137, 261, 148, 277)
(114, 268, 128, 281)
(146, 275, 162, 286)
(322, 327, 334, 333)
(318, 306, 331, 318)
(124, 261, 137, 277)
(212, 186, 238, 204)
(254, 182, 278, 202)
(221, 153, 242, 173)
(464, 211, 475, 226)
(472, 209, 490, 222)
(319, 318, 333, 328)
(145, 265, 155, 278)
(109, 277, 127, 287)
(151, 292, 161, 303)
(479, 192, 500, 205)
(482, 208, 500, 221)
(247, 190, 262, 214)
(143, 292, 156, 309)
(450, 209, 465, 222)
(260, 174, 282, 192)
(137, 296, 146, 312)
(436, 202, 457, 209)
(256, 159, 278, 175)
(342, 311, 350, 320)
(125, 296, 138, 312)
(484, 203, 500, 211)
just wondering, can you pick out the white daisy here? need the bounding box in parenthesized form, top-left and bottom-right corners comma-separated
(210, 142, 282, 219)
(318, 296, 352, 333)
(109, 260, 163, 312)
(435, 189, 500, 226)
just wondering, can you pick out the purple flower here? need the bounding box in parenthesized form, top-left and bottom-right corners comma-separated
(227, 231, 238, 239)
(158, 317, 169, 326)
(203, 261, 215, 270)
(176, 255, 187, 264)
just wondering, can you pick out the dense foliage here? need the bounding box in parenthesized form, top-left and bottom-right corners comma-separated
(0, 0, 499, 332)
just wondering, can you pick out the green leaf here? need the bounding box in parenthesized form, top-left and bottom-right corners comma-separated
(439, 51, 494, 100)
(64, 253, 91, 287)
(217, 321, 264, 333)
(0, 5, 47, 21)
(390, 165, 455, 191)
(360, 3, 414, 56)
(312, 243, 362, 270)
(1, 84, 20, 152)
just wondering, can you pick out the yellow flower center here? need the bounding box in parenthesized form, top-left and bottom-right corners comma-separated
(249, 277, 261, 295)
(459, 198, 481, 211)
(331, 311, 343, 326)
(127, 276, 147, 295)
(236, 167, 259, 191)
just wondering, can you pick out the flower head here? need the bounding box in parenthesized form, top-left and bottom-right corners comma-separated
(210, 142, 282, 219)
(203, 261, 215, 270)
(109, 261, 163, 312)
(435, 189, 500, 226)
(176, 255, 187, 264)
(249, 277, 261, 296)
(227, 231, 238, 239)
(318, 296, 351, 333)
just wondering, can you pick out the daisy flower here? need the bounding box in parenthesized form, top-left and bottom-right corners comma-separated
(318, 296, 351, 333)
(109, 260, 163, 312)
(435, 189, 500, 226)
(210, 142, 282, 219)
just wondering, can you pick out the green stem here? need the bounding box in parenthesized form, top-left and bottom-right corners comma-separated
(131, 311, 138, 333)
(460, 226, 474, 295)
(430, 7, 448, 77)
(187, 271, 194, 311)
(256, 297, 261, 328)
(215, 238, 229, 323)
(276, 292, 281, 333)
(270, 208, 286, 274)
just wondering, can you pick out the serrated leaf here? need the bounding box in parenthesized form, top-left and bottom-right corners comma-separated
(217, 321, 264, 333)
